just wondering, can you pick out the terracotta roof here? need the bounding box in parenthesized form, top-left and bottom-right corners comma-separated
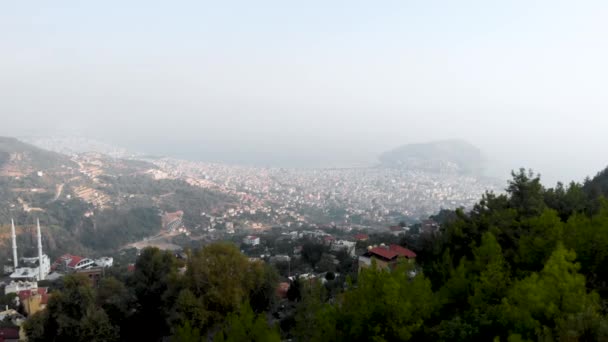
(368, 247, 399, 260)
(354, 234, 369, 240)
(368, 245, 417, 260)
(67, 255, 84, 268)
(389, 244, 417, 258)
(52, 254, 72, 270)
(53, 254, 87, 269)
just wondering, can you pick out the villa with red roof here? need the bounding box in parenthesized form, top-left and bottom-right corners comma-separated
(52, 254, 95, 272)
(358, 244, 416, 273)
(354, 233, 369, 241)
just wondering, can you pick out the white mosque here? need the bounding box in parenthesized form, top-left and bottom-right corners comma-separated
(8, 218, 51, 282)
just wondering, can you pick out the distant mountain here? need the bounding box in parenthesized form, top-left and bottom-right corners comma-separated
(379, 140, 484, 175)
(0, 136, 76, 176)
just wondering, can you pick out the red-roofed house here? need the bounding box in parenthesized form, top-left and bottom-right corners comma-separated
(0, 327, 19, 342)
(18, 287, 49, 316)
(52, 254, 95, 272)
(323, 235, 336, 246)
(354, 234, 369, 241)
(389, 244, 417, 259)
(358, 244, 416, 273)
(388, 226, 407, 236)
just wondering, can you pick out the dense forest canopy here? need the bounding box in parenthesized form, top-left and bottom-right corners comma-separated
(22, 166, 608, 341)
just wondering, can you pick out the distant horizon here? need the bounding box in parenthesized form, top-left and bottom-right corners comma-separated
(2, 2, 608, 188)
(17, 134, 605, 186)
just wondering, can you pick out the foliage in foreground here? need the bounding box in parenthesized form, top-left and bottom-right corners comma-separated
(23, 167, 608, 341)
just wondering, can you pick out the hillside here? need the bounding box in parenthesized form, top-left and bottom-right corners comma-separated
(0, 136, 77, 176)
(0, 138, 236, 260)
(379, 139, 484, 174)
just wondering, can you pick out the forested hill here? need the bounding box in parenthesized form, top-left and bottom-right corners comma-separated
(403, 167, 608, 341)
(0, 138, 235, 259)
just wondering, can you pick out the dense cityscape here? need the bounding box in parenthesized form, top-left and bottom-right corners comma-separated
(152, 158, 501, 227)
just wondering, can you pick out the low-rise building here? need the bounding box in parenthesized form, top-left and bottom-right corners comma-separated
(323, 235, 336, 246)
(388, 226, 408, 236)
(0, 327, 20, 342)
(358, 244, 416, 273)
(269, 255, 291, 264)
(18, 288, 49, 316)
(354, 233, 369, 242)
(4, 281, 37, 295)
(94, 257, 114, 268)
(10, 256, 51, 282)
(331, 240, 357, 257)
(0, 308, 24, 327)
(76, 268, 104, 286)
(243, 235, 260, 246)
(52, 254, 95, 272)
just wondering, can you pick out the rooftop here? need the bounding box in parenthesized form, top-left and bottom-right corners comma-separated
(18, 287, 49, 304)
(354, 233, 369, 240)
(366, 244, 416, 261)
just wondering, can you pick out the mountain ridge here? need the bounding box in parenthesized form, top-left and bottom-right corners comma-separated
(0, 136, 77, 176)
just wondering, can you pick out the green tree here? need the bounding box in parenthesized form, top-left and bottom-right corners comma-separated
(172, 321, 203, 342)
(78, 306, 120, 342)
(23, 274, 120, 342)
(129, 247, 179, 341)
(500, 245, 601, 340)
(22, 311, 49, 342)
(439, 258, 471, 312)
(332, 261, 436, 341)
(294, 281, 336, 342)
(301, 240, 326, 268)
(214, 302, 280, 342)
(507, 168, 546, 218)
(469, 232, 510, 310)
(173, 243, 277, 334)
(96, 276, 134, 330)
(516, 209, 563, 272)
(563, 202, 608, 288)
(544, 182, 588, 220)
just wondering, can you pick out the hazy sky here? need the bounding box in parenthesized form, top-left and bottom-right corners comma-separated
(1, 1, 608, 183)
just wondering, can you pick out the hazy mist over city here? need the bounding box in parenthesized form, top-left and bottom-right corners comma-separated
(7, 3, 608, 341)
(2, 1, 608, 184)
